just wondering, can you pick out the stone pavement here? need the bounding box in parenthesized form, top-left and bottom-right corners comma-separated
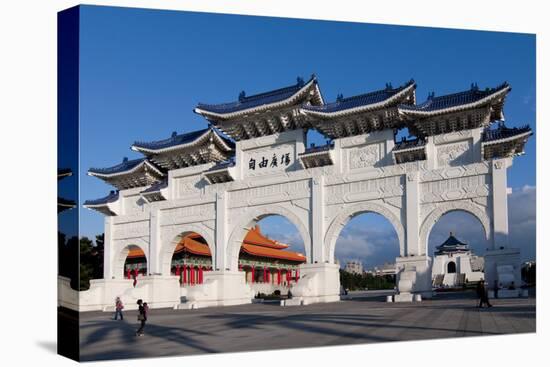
(78, 291, 536, 361)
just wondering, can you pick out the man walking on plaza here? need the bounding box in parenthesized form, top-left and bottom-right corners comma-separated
(477, 281, 492, 308)
(136, 299, 147, 336)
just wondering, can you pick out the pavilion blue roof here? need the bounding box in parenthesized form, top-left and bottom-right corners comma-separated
(482, 123, 532, 142)
(400, 82, 510, 113)
(88, 157, 153, 176)
(83, 191, 119, 206)
(206, 158, 236, 172)
(302, 80, 415, 114)
(195, 75, 318, 115)
(394, 137, 426, 151)
(300, 143, 334, 155)
(132, 127, 234, 152)
(141, 179, 168, 194)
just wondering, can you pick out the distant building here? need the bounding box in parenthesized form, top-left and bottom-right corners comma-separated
(431, 232, 484, 288)
(373, 262, 397, 277)
(344, 260, 363, 274)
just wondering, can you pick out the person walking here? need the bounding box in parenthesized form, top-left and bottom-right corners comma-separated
(113, 297, 124, 320)
(136, 299, 147, 336)
(477, 281, 493, 308)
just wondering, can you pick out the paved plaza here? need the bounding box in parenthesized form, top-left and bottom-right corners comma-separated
(77, 291, 536, 361)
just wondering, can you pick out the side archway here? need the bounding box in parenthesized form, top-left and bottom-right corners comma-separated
(160, 224, 215, 276)
(324, 201, 405, 263)
(419, 201, 491, 256)
(112, 238, 149, 279)
(226, 205, 311, 271)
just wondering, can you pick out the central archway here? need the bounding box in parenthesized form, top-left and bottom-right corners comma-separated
(227, 205, 311, 272)
(325, 201, 405, 264)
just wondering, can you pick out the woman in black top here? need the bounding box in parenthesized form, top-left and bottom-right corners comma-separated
(136, 299, 147, 336)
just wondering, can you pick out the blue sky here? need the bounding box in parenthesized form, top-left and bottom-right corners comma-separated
(70, 5, 536, 266)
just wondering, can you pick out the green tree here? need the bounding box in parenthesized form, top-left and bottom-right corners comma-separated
(79, 237, 95, 290)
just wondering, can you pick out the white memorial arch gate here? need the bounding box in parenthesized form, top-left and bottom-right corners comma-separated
(75, 76, 531, 310)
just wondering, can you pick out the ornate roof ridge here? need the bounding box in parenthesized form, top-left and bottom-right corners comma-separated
(482, 122, 532, 142)
(302, 79, 415, 114)
(399, 82, 510, 112)
(132, 127, 234, 152)
(88, 157, 151, 176)
(394, 137, 426, 151)
(194, 75, 321, 117)
(306, 79, 414, 108)
(140, 179, 168, 194)
(196, 75, 315, 109)
(83, 190, 119, 206)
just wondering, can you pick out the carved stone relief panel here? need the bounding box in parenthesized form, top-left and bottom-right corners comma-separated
(436, 140, 473, 167)
(325, 175, 404, 205)
(113, 220, 150, 240)
(160, 203, 216, 226)
(420, 161, 490, 182)
(348, 142, 383, 170)
(420, 174, 491, 203)
(228, 180, 310, 208)
(176, 177, 202, 198)
(433, 129, 473, 144)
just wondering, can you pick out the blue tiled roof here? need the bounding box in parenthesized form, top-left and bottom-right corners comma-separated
(435, 233, 470, 255)
(141, 179, 168, 194)
(206, 158, 236, 172)
(400, 82, 509, 112)
(83, 190, 119, 206)
(133, 127, 234, 151)
(88, 157, 148, 175)
(302, 80, 414, 113)
(482, 123, 531, 142)
(300, 143, 334, 155)
(394, 138, 426, 151)
(195, 76, 316, 115)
